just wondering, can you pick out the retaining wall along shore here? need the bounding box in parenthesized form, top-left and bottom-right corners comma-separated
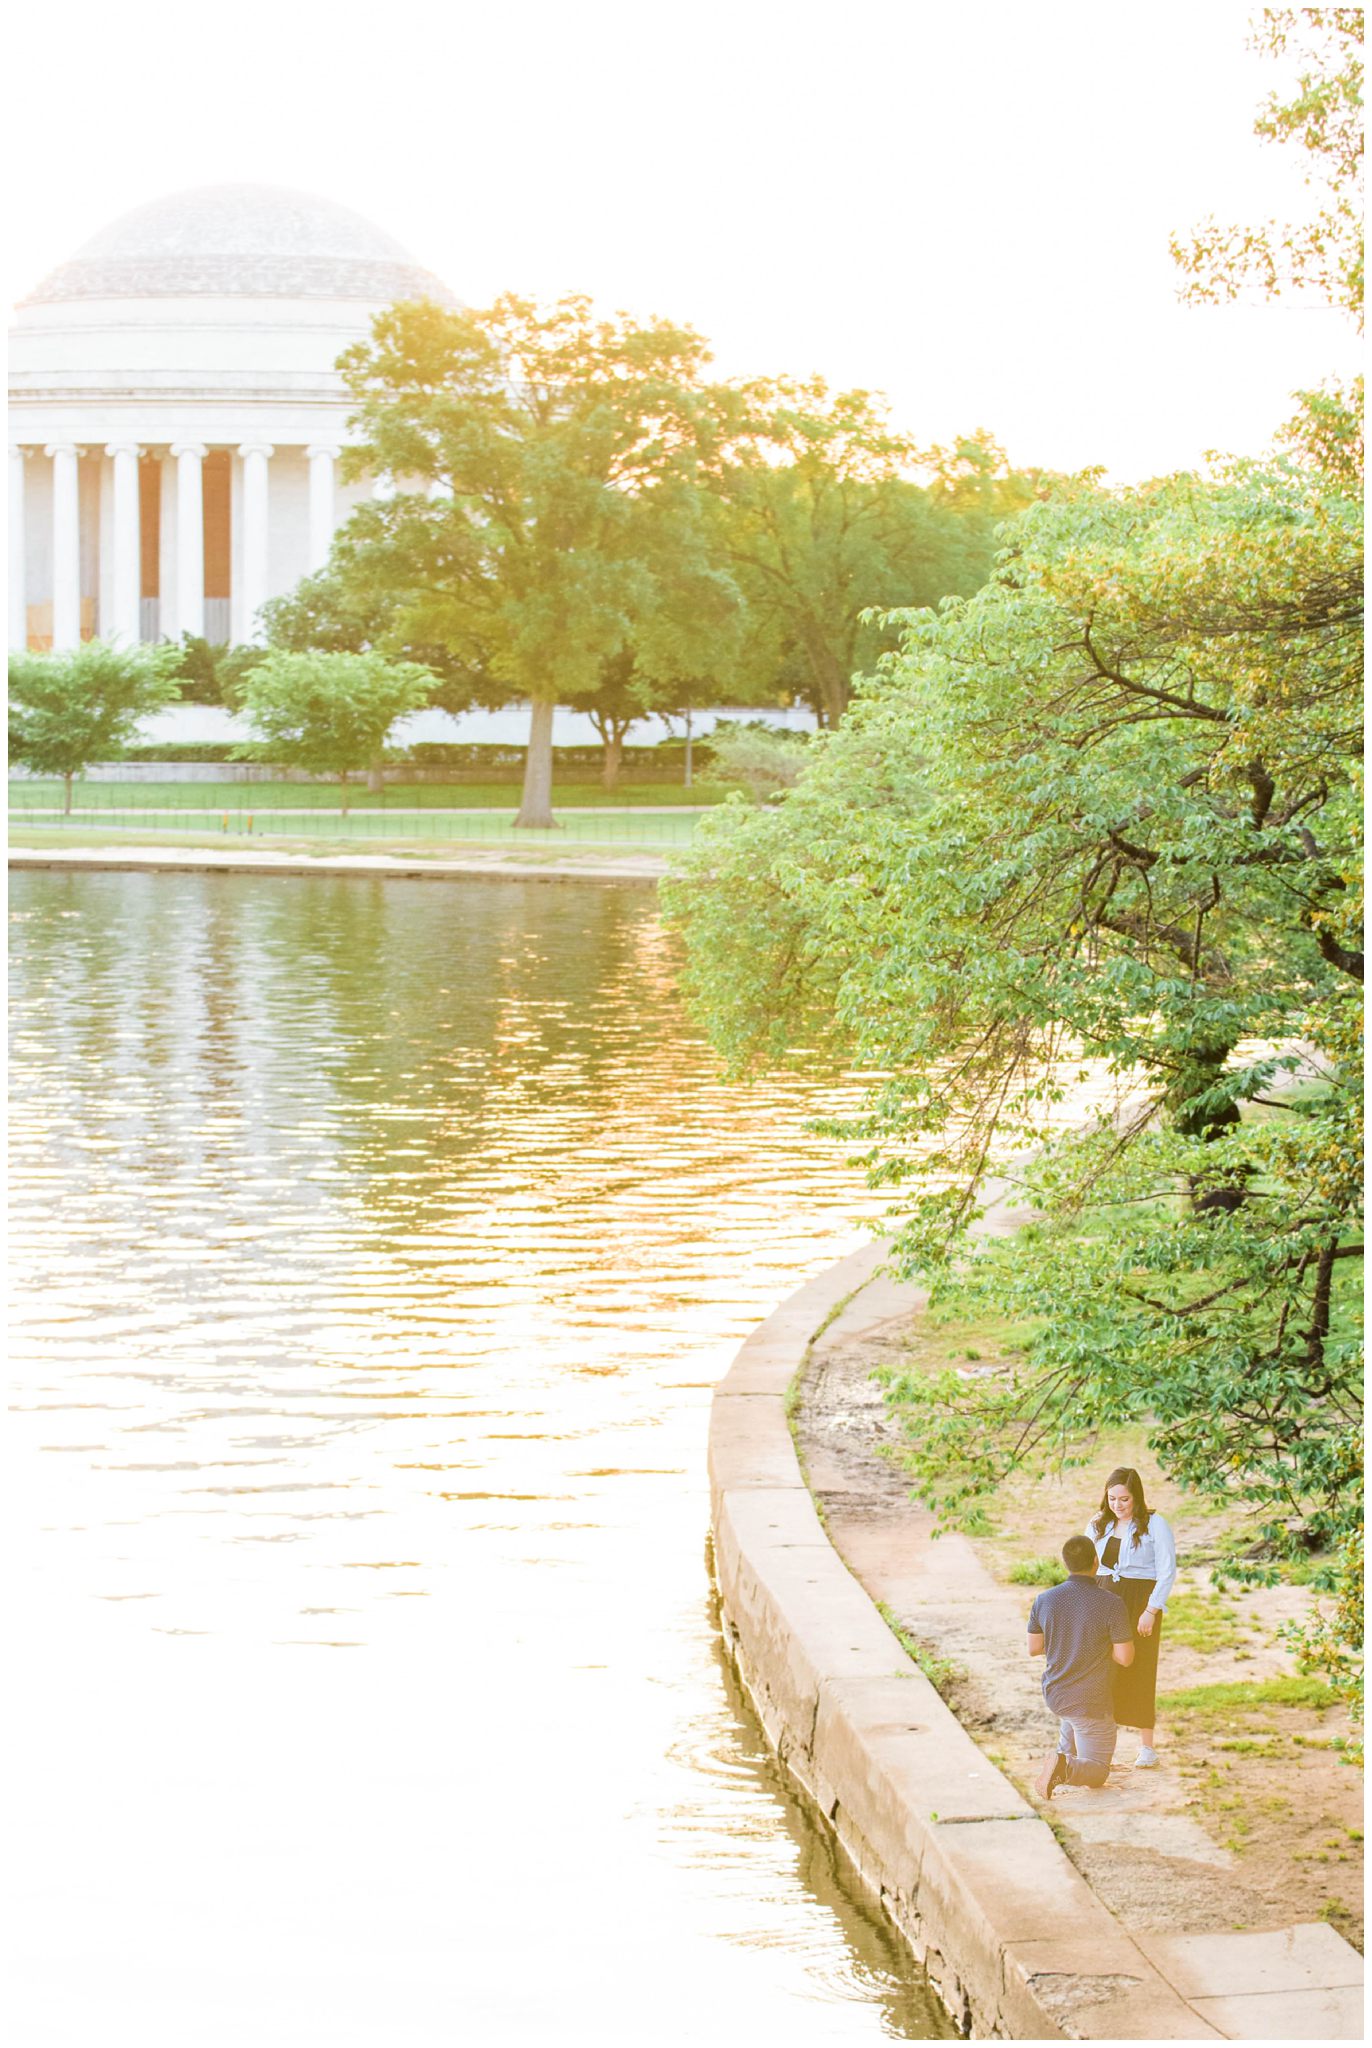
(709, 1240, 1364, 2041)
(7, 846, 664, 885)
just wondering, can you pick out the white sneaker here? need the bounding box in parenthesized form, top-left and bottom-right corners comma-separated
(1134, 1745, 1159, 1768)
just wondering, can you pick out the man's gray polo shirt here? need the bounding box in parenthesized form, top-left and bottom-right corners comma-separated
(1028, 1575, 1133, 1719)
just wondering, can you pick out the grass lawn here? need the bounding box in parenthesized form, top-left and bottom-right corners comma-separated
(9, 812, 698, 855)
(8, 779, 728, 852)
(10, 777, 734, 812)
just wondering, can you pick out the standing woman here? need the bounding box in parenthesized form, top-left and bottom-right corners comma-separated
(1086, 1467, 1176, 1767)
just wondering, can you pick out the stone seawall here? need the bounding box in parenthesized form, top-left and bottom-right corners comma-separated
(7, 846, 664, 885)
(708, 1241, 1363, 2040)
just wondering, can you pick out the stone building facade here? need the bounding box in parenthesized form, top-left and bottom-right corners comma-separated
(8, 184, 455, 651)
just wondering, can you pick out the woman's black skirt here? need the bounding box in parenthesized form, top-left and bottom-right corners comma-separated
(1098, 1574, 1161, 1728)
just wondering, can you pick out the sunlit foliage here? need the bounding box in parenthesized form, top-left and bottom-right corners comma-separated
(665, 418, 1362, 1707)
(234, 650, 433, 813)
(314, 295, 746, 827)
(8, 639, 182, 813)
(1172, 8, 1364, 327)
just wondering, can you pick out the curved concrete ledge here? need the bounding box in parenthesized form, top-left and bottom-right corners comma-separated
(710, 1241, 1363, 2040)
(8, 845, 663, 885)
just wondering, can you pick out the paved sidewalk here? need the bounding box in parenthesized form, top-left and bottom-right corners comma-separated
(796, 1242, 1364, 2039)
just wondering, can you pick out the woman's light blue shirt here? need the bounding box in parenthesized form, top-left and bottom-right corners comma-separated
(1084, 1514, 1177, 1610)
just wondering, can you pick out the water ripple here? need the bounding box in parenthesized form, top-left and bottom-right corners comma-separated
(9, 870, 950, 2043)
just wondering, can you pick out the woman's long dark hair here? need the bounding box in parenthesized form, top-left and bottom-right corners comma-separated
(1092, 1466, 1152, 1548)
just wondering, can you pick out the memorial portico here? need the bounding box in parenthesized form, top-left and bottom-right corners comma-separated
(8, 184, 455, 651)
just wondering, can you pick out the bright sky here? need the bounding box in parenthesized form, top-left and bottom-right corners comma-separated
(7, 0, 1360, 481)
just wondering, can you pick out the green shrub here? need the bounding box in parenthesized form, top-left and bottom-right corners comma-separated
(705, 721, 810, 798)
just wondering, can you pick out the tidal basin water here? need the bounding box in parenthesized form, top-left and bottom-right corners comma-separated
(9, 870, 952, 2045)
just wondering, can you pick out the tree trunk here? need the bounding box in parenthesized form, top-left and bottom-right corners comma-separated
(601, 730, 624, 792)
(366, 750, 384, 793)
(63, 771, 73, 817)
(818, 655, 851, 727)
(516, 698, 558, 829)
(1168, 1041, 1247, 1212)
(339, 771, 350, 818)
(802, 627, 852, 727)
(684, 709, 693, 789)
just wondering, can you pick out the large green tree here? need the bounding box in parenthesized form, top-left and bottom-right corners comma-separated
(666, 6, 1365, 1714)
(578, 490, 770, 789)
(666, 431, 1362, 1678)
(324, 294, 744, 827)
(9, 639, 182, 813)
(706, 380, 1034, 726)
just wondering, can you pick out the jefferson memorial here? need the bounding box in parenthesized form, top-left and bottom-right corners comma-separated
(7, 184, 455, 653)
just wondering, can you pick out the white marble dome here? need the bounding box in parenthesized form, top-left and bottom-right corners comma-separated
(9, 184, 456, 651)
(22, 183, 455, 308)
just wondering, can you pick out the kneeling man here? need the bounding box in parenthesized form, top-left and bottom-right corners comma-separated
(1027, 1533, 1134, 1799)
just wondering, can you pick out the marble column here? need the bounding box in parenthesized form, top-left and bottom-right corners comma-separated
(9, 447, 26, 650)
(170, 442, 207, 640)
(105, 442, 142, 644)
(239, 442, 273, 641)
(306, 443, 340, 572)
(46, 442, 81, 651)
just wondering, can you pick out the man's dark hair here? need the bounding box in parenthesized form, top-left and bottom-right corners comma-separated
(1062, 1534, 1098, 1574)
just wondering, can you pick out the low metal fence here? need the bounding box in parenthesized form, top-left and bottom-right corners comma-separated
(9, 774, 715, 809)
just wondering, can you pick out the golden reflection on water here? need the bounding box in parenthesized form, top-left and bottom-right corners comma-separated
(9, 870, 952, 2043)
